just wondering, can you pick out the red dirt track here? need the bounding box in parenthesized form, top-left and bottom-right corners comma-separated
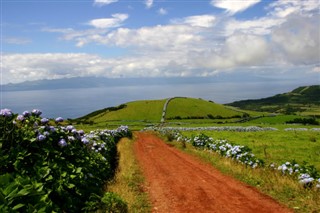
(134, 132, 292, 213)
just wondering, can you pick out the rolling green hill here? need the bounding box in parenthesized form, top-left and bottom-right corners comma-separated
(227, 85, 320, 115)
(165, 97, 244, 120)
(78, 99, 166, 123)
(74, 97, 256, 128)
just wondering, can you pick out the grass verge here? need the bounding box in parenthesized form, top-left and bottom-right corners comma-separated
(166, 140, 320, 213)
(107, 137, 151, 213)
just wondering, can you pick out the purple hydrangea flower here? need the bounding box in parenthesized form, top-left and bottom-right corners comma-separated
(58, 139, 67, 147)
(71, 129, 78, 134)
(37, 134, 46, 141)
(78, 130, 85, 135)
(66, 125, 74, 131)
(16, 115, 25, 121)
(55, 117, 64, 123)
(41, 118, 49, 124)
(81, 137, 89, 145)
(22, 111, 30, 117)
(0, 109, 13, 117)
(32, 109, 42, 116)
(49, 126, 56, 132)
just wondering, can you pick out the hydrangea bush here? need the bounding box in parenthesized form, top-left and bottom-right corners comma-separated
(0, 109, 132, 212)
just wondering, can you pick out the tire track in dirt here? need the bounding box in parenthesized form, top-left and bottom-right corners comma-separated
(134, 132, 293, 213)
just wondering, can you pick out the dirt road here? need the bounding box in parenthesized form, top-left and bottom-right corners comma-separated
(134, 132, 292, 213)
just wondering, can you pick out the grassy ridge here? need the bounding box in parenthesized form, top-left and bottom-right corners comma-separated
(227, 85, 320, 114)
(89, 99, 166, 123)
(165, 97, 244, 119)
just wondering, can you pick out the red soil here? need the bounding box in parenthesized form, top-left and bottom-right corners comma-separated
(134, 132, 293, 213)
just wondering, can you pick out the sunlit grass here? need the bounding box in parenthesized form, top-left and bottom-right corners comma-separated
(181, 130, 320, 171)
(107, 137, 151, 213)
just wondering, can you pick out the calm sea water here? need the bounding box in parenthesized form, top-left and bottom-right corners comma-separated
(0, 81, 310, 119)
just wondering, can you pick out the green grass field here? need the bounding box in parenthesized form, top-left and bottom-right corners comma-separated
(181, 129, 320, 171)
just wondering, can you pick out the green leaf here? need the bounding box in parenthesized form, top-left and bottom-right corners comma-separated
(17, 188, 30, 196)
(61, 172, 67, 177)
(12, 203, 25, 210)
(67, 183, 75, 189)
(76, 167, 82, 173)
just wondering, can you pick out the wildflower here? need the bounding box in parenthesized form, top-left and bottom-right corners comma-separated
(37, 134, 46, 141)
(41, 118, 49, 124)
(58, 139, 67, 147)
(32, 109, 42, 116)
(16, 115, 25, 121)
(0, 108, 13, 117)
(78, 130, 85, 135)
(55, 117, 64, 123)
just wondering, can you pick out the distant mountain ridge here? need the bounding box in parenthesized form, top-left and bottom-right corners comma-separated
(1, 74, 272, 91)
(227, 85, 320, 113)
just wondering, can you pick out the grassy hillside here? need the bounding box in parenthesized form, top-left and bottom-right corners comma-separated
(73, 97, 263, 129)
(227, 85, 320, 114)
(89, 99, 166, 122)
(165, 97, 245, 120)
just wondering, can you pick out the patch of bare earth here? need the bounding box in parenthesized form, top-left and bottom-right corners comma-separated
(134, 132, 293, 213)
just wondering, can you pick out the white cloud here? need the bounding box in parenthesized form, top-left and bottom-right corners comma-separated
(158, 8, 167, 15)
(173, 15, 216, 28)
(3, 37, 31, 45)
(192, 33, 269, 69)
(88, 13, 128, 29)
(211, 0, 261, 15)
(268, 0, 320, 18)
(145, 0, 153, 9)
(93, 0, 118, 7)
(271, 14, 320, 65)
(224, 17, 284, 36)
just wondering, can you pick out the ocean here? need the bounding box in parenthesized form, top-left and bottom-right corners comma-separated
(0, 81, 311, 119)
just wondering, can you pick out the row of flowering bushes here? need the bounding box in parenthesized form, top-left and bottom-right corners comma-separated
(156, 129, 320, 189)
(0, 109, 132, 212)
(145, 126, 320, 132)
(145, 126, 278, 132)
(160, 130, 264, 168)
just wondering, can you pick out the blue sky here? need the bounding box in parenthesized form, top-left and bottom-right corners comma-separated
(1, 0, 319, 84)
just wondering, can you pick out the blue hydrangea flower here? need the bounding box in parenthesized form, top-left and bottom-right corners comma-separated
(0, 108, 13, 117)
(16, 115, 25, 121)
(55, 117, 64, 122)
(37, 134, 46, 141)
(58, 139, 67, 147)
(41, 118, 49, 124)
(32, 109, 42, 116)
